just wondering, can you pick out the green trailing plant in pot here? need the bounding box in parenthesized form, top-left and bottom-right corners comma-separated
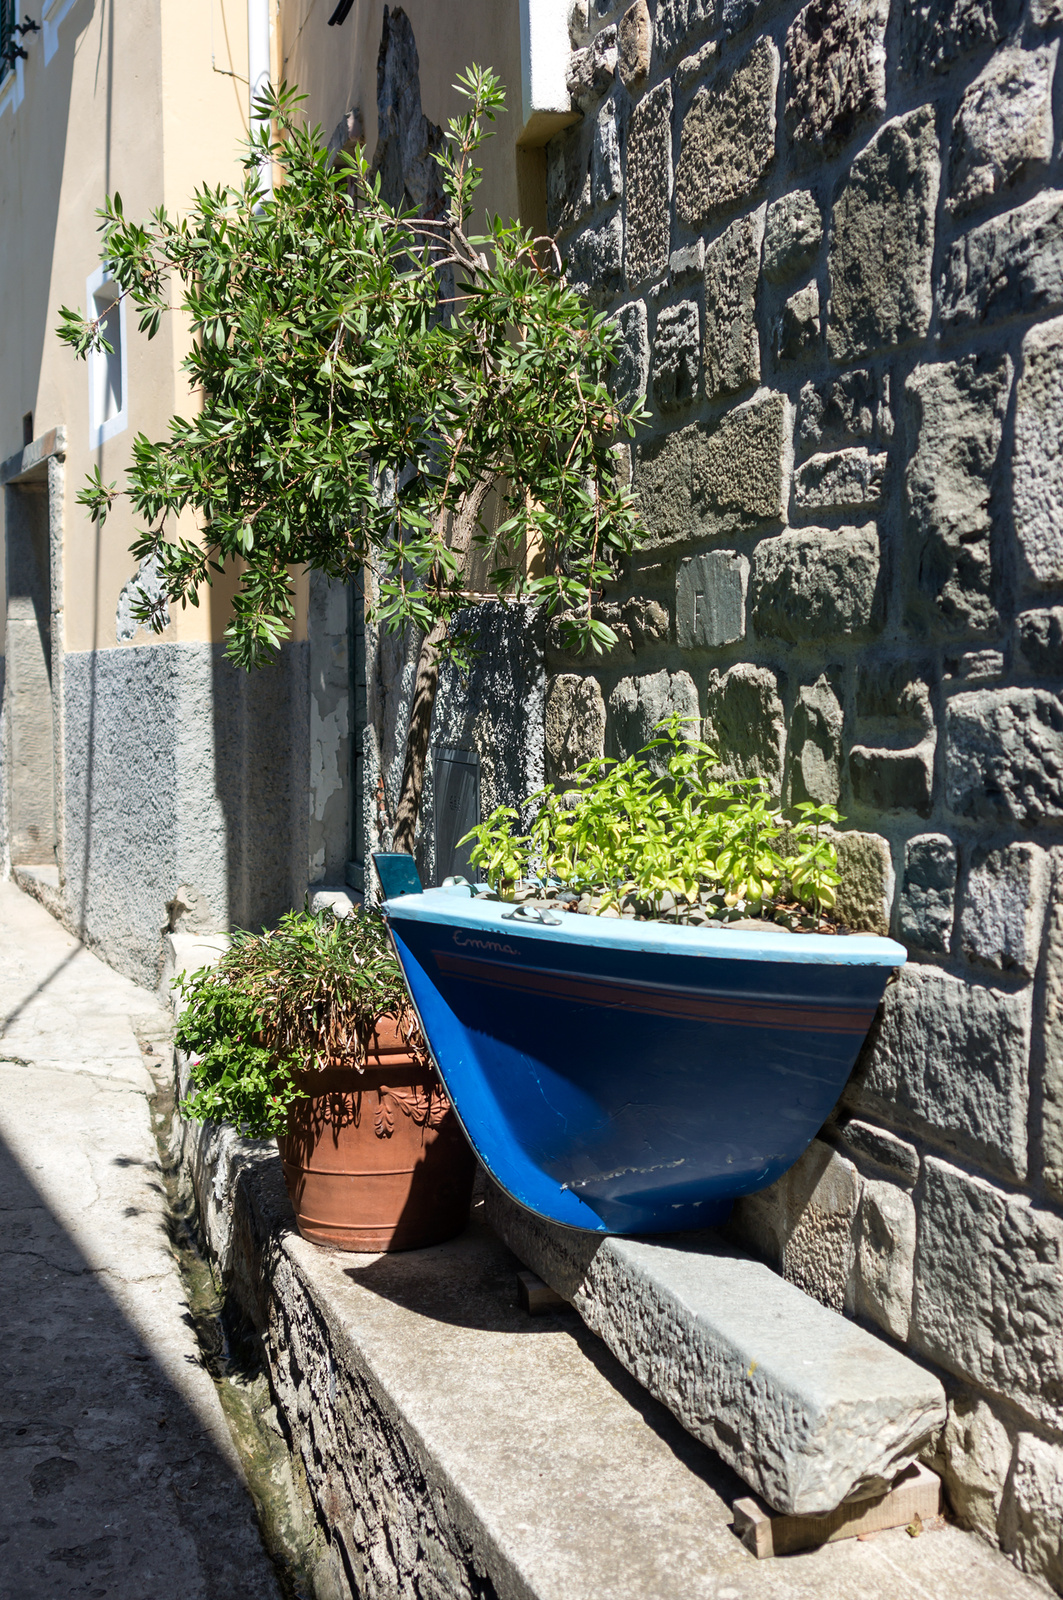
(176, 907, 476, 1252)
(460, 716, 847, 932)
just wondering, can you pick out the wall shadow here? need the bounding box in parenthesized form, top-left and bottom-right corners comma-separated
(0, 1125, 280, 1599)
(340, 1216, 751, 1508)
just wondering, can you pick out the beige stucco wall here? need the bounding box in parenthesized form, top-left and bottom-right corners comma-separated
(0, 1, 530, 661)
(0, 0, 258, 656)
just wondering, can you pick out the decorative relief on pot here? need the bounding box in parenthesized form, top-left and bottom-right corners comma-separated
(374, 1083, 451, 1138)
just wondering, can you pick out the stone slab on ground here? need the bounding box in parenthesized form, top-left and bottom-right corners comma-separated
(0, 882, 280, 1600)
(177, 1092, 1039, 1600)
(484, 1181, 946, 1517)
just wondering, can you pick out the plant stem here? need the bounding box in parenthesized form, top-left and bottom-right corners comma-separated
(392, 617, 447, 856)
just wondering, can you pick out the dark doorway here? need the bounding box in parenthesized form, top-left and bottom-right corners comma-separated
(4, 473, 55, 865)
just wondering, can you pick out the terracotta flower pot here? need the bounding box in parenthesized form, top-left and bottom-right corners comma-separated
(277, 1016, 476, 1252)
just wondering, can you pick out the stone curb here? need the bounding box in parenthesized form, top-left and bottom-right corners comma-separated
(484, 1180, 946, 1516)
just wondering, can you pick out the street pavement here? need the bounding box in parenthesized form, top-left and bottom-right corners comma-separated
(0, 880, 281, 1599)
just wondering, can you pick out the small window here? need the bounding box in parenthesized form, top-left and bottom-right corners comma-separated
(86, 263, 128, 448)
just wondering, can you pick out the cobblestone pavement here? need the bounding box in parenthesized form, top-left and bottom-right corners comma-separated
(0, 881, 281, 1600)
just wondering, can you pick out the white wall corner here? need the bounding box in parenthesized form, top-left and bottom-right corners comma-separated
(43, 0, 77, 66)
(0, 55, 25, 119)
(518, 0, 580, 147)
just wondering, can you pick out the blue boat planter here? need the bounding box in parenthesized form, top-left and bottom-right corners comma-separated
(375, 855, 906, 1237)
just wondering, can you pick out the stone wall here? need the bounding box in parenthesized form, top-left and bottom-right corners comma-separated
(546, 0, 1063, 1587)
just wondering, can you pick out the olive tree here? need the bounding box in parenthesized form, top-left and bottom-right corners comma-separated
(59, 72, 644, 853)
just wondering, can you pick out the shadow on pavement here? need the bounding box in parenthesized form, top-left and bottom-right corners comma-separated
(0, 1128, 282, 1600)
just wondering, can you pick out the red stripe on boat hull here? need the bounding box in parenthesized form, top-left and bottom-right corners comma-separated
(434, 951, 876, 1035)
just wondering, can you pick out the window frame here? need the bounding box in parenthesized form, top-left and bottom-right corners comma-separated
(85, 263, 129, 450)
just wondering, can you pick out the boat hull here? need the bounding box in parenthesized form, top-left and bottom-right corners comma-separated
(381, 883, 905, 1236)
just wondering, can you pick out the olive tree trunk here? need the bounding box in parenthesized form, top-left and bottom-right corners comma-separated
(390, 474, 494, 857)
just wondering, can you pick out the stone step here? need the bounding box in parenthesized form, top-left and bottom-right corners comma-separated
(174, 1096, 1042, 1599)
(484, 1180, 946, 1517)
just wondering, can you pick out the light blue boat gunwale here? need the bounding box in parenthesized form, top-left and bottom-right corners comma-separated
(386, 886, 907, 968)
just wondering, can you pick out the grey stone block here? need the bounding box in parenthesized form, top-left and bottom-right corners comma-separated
(633, 425, 697, 543)
(1005, 1434, 1063, 1592)
(854, 1176, 916, 1343)
(1039, 850, 1063, 1202)
(855, 661, 934, 734)
(718, 0, 774, 35)
(654, 0, 691, 60)
(618, 0, 652, 90)
(827, 107, 940, 363)
(625, 81, 672, 285)
(569, 0, 591, 45)
(713, 0, 771, 34)
(1016, 606, 1063, 677)
(901, 0, 1023, 77)
(610, 299, 649, 408)
(949, 43, 1057, 216)
(548, 596, 670, 665)
(568, 213, 623, 302)
(764, 190, 823, 282)
(652, 300, 700, 411)
(795, 447, 885, 511)
(961, 842, 1048, 979)
(788, 673, 843, 806)
(948, 648, 1005, 681)
(751, 524, 880, 644)
(835, 829, 893, 935)
(676, 550, 748, 648)
(839, 1118, 921, 1184)
(591, 99, 622, 206)
(849, 742, 934, 816)
(941, 191, 1063, 330)
(945, 688, 1063, 824)
(675, 38, 778, 228)
(702, 209, 764, 399)
(692, 391, 790, 535)
(897, 833, 957, 955)
(1014, 315, 1063, 587)
(857, 966, 1031, 1179)
(669, 238, 704, 283)
(785, 0, 888, 154)
(545, 674, 606, 782)
(676, 38, 718, 87)
(912, 1157, 1063, 1429)
(776, 280, 821, 362)
(608, 668, 699, 759)
(620, 594, 671, 649)
(797, 368, 878, 456)
(904, 353, 1012, 636)
(485, 1182, 946, 1516)
(730, 1141, 861, 1312)
(933, 1394, 1014, 1543)
(567, 25, 618, 111)
(547, 126, 592, 234)
(704, 662, 785, 789)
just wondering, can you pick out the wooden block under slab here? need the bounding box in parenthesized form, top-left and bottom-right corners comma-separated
(733, 1461, 942, 1559)
(516, 1269, 567, 1315)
